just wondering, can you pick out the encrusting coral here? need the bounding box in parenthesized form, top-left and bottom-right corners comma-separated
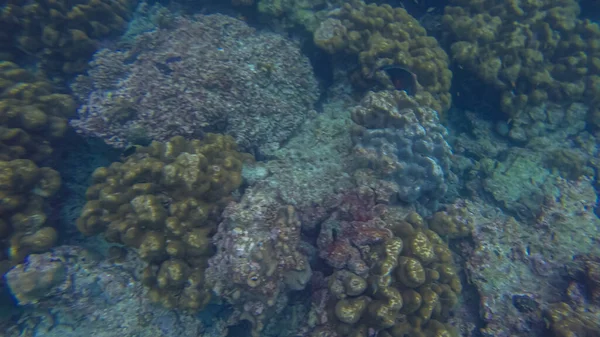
(0, 0, 136, 75)
(76, 134, 253, 310)
(206, 187, 311, 336)
(71, 14, 319, 154)
(313, 0, 452, 113)
(350, 90, 453, 208)
(443, 0, 600, 120)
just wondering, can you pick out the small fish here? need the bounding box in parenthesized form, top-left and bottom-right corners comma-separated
(377, 64, 418, 96)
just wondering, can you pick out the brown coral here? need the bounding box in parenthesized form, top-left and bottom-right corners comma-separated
(443, 0, 600, 119)
(76, 134, 253, 310)
(0, 0, 136, 75)
(0, 159, 61, 273)
(313, 0, 452, 113)
(0, 62, 75, 163)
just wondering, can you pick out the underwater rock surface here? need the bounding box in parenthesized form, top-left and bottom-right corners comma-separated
(4, 246, 208, 337)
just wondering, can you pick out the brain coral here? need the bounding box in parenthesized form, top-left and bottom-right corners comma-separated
(0, 0, 135, 75)
(443, 0, 600, 119)
(76, 134, 253, 310)
(350, 90, 452, 207)
(315, 189, 463, 337)
(313, 0, 452, 113)
(71, 14, 319, 155)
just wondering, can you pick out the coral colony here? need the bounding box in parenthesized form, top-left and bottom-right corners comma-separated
(1, 1, 600, 337)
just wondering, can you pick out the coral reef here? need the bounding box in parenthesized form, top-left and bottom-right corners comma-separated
(206, 188, 311, 336)
(458, 174, 600, 337)
(76, 134, 253, 310)
(443, 0, 600, 119)
(0, 61, 75, 163)
(0, 61, 73, 286)
(4, 246, 211, 337)
(313, 0, 452, 113)
(71, 14, 319, 154)
(311, 187, 465, 337)
(0, 0, 135, 75)
(0, 159, 61, 269)
(350, 90, 453, 207)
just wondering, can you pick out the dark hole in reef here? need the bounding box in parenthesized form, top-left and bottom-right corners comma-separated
(450, 66, 505, 122)
(301, 34, 334, 114)
(579, 0, 600, 21)
(226, 319, 252, 337)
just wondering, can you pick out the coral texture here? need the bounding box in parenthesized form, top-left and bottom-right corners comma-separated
(0, 0, 135, 75)
(443, 0, 600, 119)
(312, 187, 464, 337)
(206, 187, 311, 336)
(71, 14, 319, 154)
(350, 90, 452, 206)
(313, 0, 452, 113)
(4, 246, 208, 337)
(0, 61, 75, 163)
(0, 61, 73, 282)
(0, 159, 60, 277)
(76, 134, 253, 310)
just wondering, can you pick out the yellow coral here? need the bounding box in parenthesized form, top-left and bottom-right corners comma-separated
(313, 0, 452, 113)
(77, 134, 253, 310)
(0, 159, 61, 271)
(0, 0, 135, 74)
(443, 0, 600, 117)
(326, 211, 462, 336)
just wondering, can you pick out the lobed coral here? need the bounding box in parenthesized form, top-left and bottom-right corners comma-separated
(350, 90, 452, 207)
(0, 62, 72, 279)
(206, 187, 311, 336)
(0, 0, 135, 75)
(313, 0, 452, 113)
(71, 14, 319, 154)
(0, 61, 75, 163)
(0, 159, 61, 277)
(314, 188, 463, 337)
(544, 302, 600, 337)
(443, 0, 600, 120)
(76, 134, 253, 310)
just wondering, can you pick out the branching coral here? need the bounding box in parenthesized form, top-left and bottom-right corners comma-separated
(443, 0, 600, 121)
(313, 0, 452, 113)
(71, 14, 319, 154)
(0, 0, 135, 75)
(76, 134, 253, 310)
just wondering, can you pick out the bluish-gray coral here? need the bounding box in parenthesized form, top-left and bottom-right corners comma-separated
(70, 14, 319, 154)
(350, 90, 452, 206)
